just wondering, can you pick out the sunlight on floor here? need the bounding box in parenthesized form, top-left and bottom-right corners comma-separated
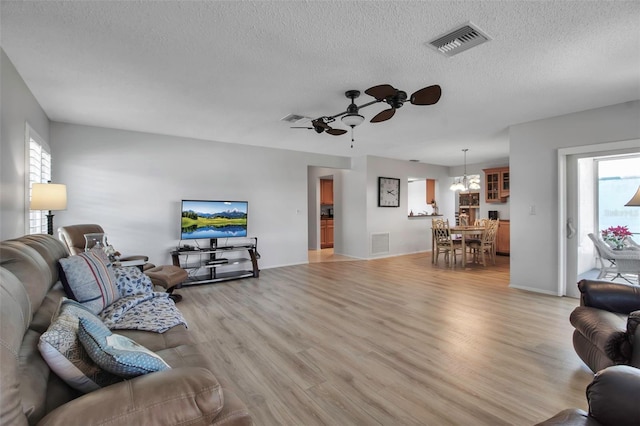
(308, 248, 356, 263)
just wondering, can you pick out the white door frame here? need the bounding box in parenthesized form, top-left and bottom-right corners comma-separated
(558, 139, 640, 296)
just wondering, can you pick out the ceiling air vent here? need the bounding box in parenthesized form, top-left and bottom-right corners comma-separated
(280, 114, 310, 124)
(428, 22, 491, 57)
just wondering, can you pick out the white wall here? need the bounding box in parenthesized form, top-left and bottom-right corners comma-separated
(324, 155, 453, 259)
(338, 157, 369, 258)
(365, 156, 453, 257)
(509, 101, 640, 295)
(51, 122, 350, 269)
(1, 49, 51, 239)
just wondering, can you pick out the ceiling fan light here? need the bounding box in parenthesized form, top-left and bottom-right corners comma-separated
(342, 113, 365, 127)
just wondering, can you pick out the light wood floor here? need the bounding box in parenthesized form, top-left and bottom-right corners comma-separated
(177, 252, 592, 425)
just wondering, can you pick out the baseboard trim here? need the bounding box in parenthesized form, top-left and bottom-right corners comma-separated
(509, 283, 562, 297)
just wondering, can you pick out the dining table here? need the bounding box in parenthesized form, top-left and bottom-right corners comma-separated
(449, 225, 486, 267)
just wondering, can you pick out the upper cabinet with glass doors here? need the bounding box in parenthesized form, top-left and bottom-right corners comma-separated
(483, 167, 510, 203)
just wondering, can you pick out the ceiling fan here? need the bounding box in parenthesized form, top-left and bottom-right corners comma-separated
(291, 84, 442, 145)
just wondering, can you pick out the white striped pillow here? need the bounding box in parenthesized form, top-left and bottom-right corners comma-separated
(58, 248, 119, 314)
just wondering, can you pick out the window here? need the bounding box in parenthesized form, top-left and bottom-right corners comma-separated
(598, 155, 640, 236)
(27, 126, 51, 234)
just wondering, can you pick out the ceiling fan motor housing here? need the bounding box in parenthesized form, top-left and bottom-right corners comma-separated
(387, 90, 407, 109)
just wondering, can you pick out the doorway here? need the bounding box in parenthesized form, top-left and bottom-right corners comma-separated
(559, 140, 640, 297)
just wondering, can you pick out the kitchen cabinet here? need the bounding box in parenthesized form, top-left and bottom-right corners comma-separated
(321, 179, 333, 205)
(321, 218, 334, 248)
(496, 220, 510, 255)
(483, 167, 510, 203)
(425, 179, 436, 204)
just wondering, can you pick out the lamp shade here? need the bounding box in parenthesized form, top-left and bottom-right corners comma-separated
(30, 183, 67, 210)
(342, 113, 364, 127)
(625, 185, 640, 207)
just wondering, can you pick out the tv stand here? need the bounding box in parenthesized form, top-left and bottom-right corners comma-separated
(170, 237, 259, 285)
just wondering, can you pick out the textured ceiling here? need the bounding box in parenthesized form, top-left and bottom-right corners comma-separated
(2, 1, 639, 166)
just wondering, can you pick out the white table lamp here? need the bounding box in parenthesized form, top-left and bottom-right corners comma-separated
(30, 183, 67, 235)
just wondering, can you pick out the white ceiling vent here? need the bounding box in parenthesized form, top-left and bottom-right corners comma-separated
(280, 114, 310, 124)
(428, 22, 491, 57)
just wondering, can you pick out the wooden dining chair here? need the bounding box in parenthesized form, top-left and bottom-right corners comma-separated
(432, 219, 462, 267)
(469, 219, 499, 266)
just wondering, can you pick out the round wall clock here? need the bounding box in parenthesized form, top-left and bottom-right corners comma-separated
(378, 177, 400, 207)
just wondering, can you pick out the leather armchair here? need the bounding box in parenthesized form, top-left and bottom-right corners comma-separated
(58, 224, 187, 301)
(537, 279, 640, 425)
(570, 279, 640, 373)
(58, 224, 152, 268)
(536, 365, 640, 426)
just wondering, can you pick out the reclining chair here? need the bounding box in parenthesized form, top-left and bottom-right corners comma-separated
(570, 279, 640, 373)
(58, 224, 187, 302)
(537, 279, 640, 425)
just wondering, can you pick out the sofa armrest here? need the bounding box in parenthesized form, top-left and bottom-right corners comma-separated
(578, 280, 640, 314)
(37, 367, 223, 426)
(587, 365, 640, 426)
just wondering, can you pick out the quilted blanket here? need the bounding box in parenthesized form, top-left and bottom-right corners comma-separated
(99, 266, 187, 333)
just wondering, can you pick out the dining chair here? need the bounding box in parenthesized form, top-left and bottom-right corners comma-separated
(468, 219, 499, 266)
(488, 218, 500, 258)
(432, 219, 462, 267)
(474, 218, 489, 228)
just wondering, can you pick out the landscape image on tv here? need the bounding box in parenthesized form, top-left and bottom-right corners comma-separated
(181, 200, 248, 240)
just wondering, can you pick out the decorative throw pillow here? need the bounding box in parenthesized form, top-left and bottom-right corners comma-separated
(38, 298, 122, 393)
(77, 317, 171, 378)
(58, 248, 119, 314)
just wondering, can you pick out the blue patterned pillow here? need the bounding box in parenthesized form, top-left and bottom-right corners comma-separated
(77, 317, 171, 378)
(58, 248, 119, 314)
(38, 298, 122, 393)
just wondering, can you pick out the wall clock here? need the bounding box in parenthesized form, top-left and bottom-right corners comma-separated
(378, 177, 400, 207)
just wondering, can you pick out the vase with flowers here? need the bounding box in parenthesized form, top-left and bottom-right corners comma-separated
(601, 225, 632, 250)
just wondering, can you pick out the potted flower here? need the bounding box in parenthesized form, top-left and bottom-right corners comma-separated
(601, 225, 632, 250)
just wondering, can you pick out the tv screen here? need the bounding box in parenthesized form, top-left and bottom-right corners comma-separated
(181, 200, 248, 240)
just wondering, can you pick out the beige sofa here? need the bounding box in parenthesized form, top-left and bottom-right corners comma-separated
(0, 234, 252, 425)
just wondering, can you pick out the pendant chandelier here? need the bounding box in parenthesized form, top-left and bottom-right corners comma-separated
(450, 148, 480, 192)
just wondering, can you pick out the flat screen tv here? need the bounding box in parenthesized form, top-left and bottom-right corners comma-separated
(180, 200, 248, 240)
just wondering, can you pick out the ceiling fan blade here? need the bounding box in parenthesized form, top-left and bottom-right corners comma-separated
(409, 85, 442, 105)
(365, 84, 396, 101)
(370, 108, 396, 123)
(290, 126, 313, 129)
(311, 119, 329, 129)
(326, 128, 347, 136)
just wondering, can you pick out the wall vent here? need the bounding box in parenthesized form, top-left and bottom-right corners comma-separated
(280, 113, 310, 124)
(427, 22, 491, 57)
(371, 232, 390, 255)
